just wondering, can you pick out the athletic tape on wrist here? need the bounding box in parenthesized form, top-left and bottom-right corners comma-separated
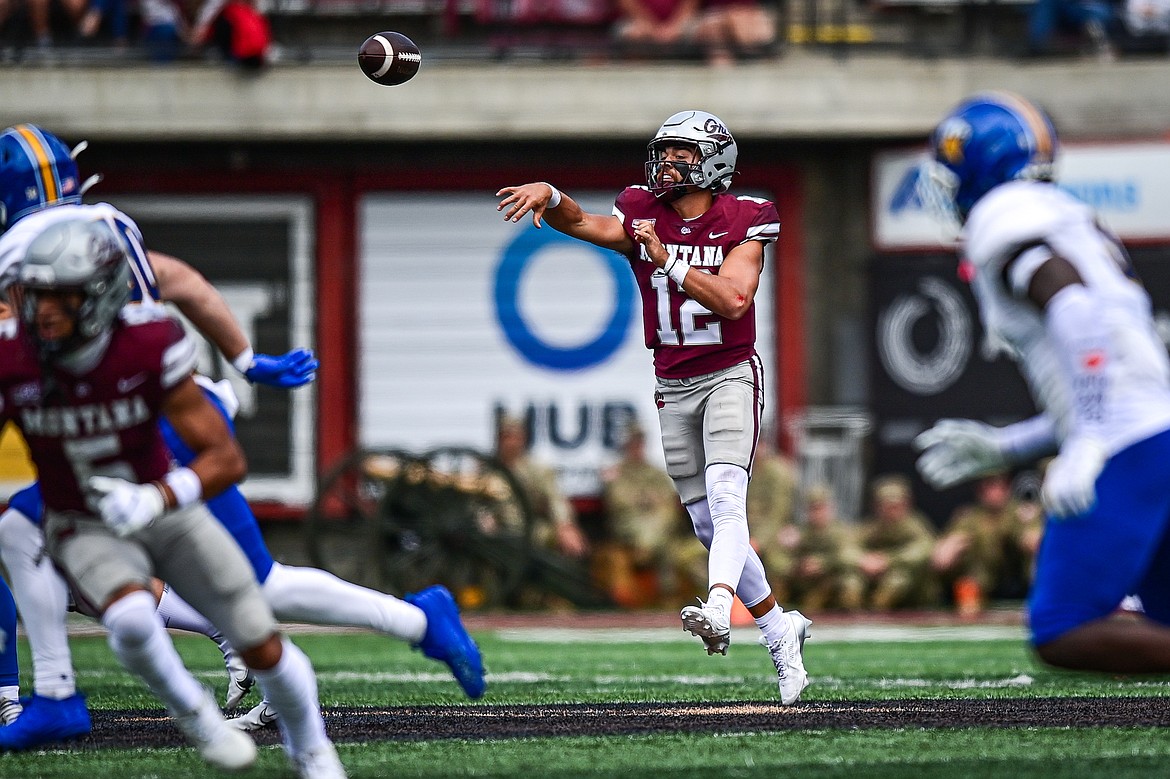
(230, 347, 255, 375)
(164, 467, 202, 509)
(542, 183, 562, 209)
(665, 257, 690, 287)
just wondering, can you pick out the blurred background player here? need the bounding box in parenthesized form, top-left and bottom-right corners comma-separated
(3, 216, 343, 777)
(787, 484, 864, 613)
(915, 91, 1170, 673)
(0, 124, 484, 748)
(856, 474, 938, 610)
(496, 109, 810, 705)
(596, 420, 686, 608)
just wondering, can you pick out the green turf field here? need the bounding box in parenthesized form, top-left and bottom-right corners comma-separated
(2, 623, 1169, 778)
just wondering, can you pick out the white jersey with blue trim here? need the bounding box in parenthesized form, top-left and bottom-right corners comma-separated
(0, 202, 163, 303)
(962, 180, 1170, 454)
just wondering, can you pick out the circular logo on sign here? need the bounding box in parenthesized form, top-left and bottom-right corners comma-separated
(494, 227, 635, 371)
(877, 276, 972, 395)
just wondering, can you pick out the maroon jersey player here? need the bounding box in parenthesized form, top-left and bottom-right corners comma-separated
(497, 110, 811, 705)
(2, 217, 344, 777)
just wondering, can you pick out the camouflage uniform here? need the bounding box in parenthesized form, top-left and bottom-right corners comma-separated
(597, 450, 686, 607)
(857, 476, 939, 610)
(933, 473, 1044, 611)
(788, 486, 864, 612)
(746, 446, 799, 595)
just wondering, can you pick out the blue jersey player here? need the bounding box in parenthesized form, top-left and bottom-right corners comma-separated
(914, 93, 1170, 673)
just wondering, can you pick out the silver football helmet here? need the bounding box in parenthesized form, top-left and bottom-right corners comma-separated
(645, 110, 738, 199)
(18, 217, 132, 358)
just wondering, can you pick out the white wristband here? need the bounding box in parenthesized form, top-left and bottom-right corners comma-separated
(665, 257, 690, 287)
(230, 347, 255, 375)
(542, 183, 562, 209)
(164, 467, 202, 509)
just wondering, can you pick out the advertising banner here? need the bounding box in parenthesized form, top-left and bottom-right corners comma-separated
(874, 142, 1170, 250)
(359, 192, 777, 498)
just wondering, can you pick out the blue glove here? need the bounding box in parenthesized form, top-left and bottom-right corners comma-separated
(242, 348, 318, 388)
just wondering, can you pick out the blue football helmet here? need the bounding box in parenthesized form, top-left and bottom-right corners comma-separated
(0, 125, 85, 233)
(925, 92, 1058, 222)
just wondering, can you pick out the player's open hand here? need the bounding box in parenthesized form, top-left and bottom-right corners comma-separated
(496, 183, 555, 229)
(913, 418, 1009, 489)
(245, 348, 318, 388)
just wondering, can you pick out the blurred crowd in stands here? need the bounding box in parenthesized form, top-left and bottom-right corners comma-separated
(1, 0, 1166, 65)
(501, 415, 1045, 617)
(0, 0, 271, 64)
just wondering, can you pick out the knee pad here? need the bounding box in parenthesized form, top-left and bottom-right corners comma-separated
(102, 590, 159, 648)
(706, 463, 748, 527)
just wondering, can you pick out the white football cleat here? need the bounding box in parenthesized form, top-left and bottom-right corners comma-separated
(223, 652, 256, 710)
(227, 699, 278, 731)
(680, 598, 731, 656)
(763, 610, 812, 705)
(174, 689, 258, 771)
(292, 741, 348, 779)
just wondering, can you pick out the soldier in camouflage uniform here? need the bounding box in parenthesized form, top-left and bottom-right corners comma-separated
(745, 434, 799, 600)
(788, 485, 865, 612)
(931, 471, 1043, 615)
(495, 415, 589, 560)
(857, 475, 940, 610)
(596, 422, 687, 607)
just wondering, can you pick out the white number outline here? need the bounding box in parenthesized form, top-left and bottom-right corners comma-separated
(651, 270, 722, 347)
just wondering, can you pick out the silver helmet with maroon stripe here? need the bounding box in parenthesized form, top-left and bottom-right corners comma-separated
(645, 110, 738, 199)
(18, 217, 132, 358)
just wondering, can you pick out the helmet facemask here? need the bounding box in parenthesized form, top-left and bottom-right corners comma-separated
(645, 142, 705, 200)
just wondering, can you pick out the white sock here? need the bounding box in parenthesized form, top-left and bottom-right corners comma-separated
(263, 562, 426, 643)
(103, 591, 205, 715)
(754, 603, 791, 645)
(0, 508, 76, 699)
(0, 684, 17, 702)
(253, 638, 330, 756)
(706, 464, 751, 593)
(156, 584, 235, 660)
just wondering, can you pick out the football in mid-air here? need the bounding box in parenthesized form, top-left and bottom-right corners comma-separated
(358, 31, 421, 86)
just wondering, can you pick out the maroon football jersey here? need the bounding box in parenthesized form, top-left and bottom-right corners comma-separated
(0, 307, 197, 515)
(613, 186, 780, 379)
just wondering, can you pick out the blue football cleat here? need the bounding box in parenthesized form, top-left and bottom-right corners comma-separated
(405, 585, 486, 699)
(0, 693, 92, 750)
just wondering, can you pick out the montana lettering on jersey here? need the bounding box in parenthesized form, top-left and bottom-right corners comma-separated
(613, 186, 780, 379)
(639, 243, 726, 268)
(0, 310, 193, 515)
(20, 396, 150, 437)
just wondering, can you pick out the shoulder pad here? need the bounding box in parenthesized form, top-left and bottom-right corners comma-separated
(963, 182, 1072, 271)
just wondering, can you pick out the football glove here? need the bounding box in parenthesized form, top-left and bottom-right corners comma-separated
(87, 477, 166, 538)
(243, 348, 318, 388)
(913, 418, 1010, 490)
(1041, 437, 1107, 518)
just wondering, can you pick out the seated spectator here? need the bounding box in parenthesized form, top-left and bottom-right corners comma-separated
(746, 431, 798, 599)
(189, 0, 271, 69)
(1025, 0, 1118, 60)
(1, 0, 88, 55)
(931, 471, 1042, 618)
(594, 421, 687, 607)
(613, 0, 703, 57)
(787, 484, 865, 613)
(495, 414, 590, 562)
(857, 475, 939, 610)
(694, 0, 779, 65)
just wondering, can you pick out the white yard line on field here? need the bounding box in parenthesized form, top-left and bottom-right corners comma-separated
(493, 624, 1024, 644)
